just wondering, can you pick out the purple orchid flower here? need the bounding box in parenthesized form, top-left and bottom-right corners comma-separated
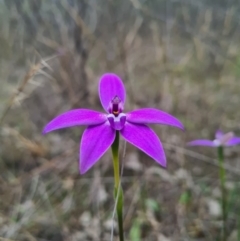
(43, 73, 184, 174)
(187, 130, 240, 147)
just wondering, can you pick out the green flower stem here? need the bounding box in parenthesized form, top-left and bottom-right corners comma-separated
(217, 146, 227, 241)
(112, 131, 120, 186)
(238, 210, 240, 241)
(111, 131, 124, 241)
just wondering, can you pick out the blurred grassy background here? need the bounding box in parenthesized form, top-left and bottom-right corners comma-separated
(0, 0, 240, 240)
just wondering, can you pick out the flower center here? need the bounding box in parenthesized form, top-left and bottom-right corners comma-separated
(108, 95, 123, 116)
(107, 113, 126, 130)
(214, 132, 234, 146)
(220, 132, 234, 145)
(107, 96, 126, 130)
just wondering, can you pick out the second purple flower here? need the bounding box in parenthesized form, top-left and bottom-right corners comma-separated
(43, 73, 184, 174)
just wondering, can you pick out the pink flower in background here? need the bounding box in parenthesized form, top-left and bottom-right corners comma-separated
(187, 130, 240, 147)
(43, 73, 184, 174)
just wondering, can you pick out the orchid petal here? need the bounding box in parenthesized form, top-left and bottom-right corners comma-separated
(43, 109, 107, 134)
(126, 108, 184, 130)
(120, 122, 166, 167)
(187, 139, 215, 147)
(215, 130, 224, 139)
(226, 137, 240, 146)
(80, 123, 115, 174)
(99, 73, 126, 112)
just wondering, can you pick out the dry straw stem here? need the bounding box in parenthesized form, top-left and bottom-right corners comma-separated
(19, 146, 78, 185)
(130, 0, 237, 67)
(3, 126, 46, 156)
(0, 55, 58, 126)
(164, 143, 240, 176)
(60, 0, 96, 43)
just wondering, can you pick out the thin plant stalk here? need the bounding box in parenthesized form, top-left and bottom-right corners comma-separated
(111, 131, 124, 241)
(238, 204, 240, 241)
(217, 146, 227, 241)
(237, 179, 240, 240)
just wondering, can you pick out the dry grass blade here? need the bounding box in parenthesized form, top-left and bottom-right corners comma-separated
(0, 63, 41, 125)
(60, 0, 96, 43)
(19, 146, 78, 184)
(164, 143, 240, 176)
(3, 126, 46, 156)
(0, 55, 58, 126)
